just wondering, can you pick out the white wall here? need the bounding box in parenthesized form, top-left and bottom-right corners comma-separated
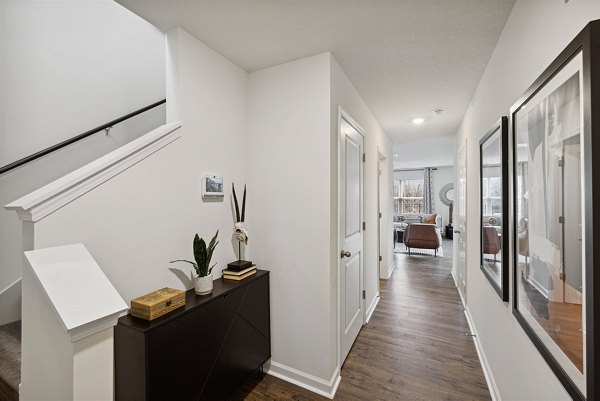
(246, 52, 392, 395)
(0, 0, 165, 166)
(330, 55, 394, 304)
(31, 27, 248, 307)
(0, 0, 166, 325)
(247, 53, 336, 385)
(432, 166, 454, 227)
(454, 1, 600, 400)
(378, 154, 393, 279)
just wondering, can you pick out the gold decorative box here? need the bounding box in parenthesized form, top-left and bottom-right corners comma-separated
(130, 288, 185, 321)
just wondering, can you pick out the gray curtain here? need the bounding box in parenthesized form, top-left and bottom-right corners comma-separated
(423, 168, 434, 214)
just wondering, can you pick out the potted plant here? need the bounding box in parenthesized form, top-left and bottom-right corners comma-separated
(171, 230, 219, 295)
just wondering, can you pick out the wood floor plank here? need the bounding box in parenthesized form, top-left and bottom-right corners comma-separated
(232, 239, 491, 400)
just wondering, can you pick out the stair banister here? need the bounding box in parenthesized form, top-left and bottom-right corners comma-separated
(21, 244, 128, 401)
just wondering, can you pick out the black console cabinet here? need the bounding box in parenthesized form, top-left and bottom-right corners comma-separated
(115, 270, 270, 401)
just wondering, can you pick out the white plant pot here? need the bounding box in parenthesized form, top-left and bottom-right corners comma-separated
(192, 272, 213, 295)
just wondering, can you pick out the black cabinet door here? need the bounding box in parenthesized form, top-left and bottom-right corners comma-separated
(223, 276, 271, 398)
(147, 298, 223, 401)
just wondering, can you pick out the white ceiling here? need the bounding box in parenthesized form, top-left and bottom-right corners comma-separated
(393, 136, 455, 169)
(116, 0, 515, 144)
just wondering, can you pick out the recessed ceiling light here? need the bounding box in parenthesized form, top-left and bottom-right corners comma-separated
(394, 153, 399, 157)
(412, 118, 425, 124)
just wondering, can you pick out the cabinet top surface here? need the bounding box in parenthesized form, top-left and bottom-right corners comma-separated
(117, 269, 269, 332)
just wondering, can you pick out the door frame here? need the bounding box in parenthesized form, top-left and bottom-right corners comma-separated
(377, 149, 386, 282)
(455, 140, 468, 305)
(337, 107, 366, 368)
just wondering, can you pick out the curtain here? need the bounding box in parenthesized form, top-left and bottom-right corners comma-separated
(423, 168, 434, 214)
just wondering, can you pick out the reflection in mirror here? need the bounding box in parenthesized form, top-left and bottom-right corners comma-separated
(479, 117, 508, 300)
(514, 53, 584, 394)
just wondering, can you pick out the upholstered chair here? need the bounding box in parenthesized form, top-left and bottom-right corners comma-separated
(518, 217, 529, 276)
(482, 226, 501, 260)
(403, 223, 441, 257)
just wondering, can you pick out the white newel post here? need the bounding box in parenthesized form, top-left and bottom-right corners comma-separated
(21, 244, 128, 401)
(3, 123, 183, 400)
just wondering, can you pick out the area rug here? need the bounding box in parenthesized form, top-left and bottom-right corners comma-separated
(394, 244, 444, 257)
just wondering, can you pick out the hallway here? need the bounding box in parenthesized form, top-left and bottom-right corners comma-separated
(235, 239, 491, 400)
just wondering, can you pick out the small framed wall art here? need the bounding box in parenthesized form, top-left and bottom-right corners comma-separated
(201, 175, 224, 198)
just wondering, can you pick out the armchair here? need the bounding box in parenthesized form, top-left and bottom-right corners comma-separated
(403, 223, 441, 257)
(482, 226, 501, 261)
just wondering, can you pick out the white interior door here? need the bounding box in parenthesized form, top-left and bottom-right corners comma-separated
(339, 111, 364, 364)
(456, 141, 468, 303)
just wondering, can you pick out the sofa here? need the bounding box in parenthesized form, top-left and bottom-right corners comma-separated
(394, 213, 443, 233)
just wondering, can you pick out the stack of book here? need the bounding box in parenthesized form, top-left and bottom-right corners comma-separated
(222, 265, 256, 281)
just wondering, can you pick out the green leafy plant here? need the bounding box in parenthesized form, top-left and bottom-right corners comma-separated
(170, 230, 219, 277)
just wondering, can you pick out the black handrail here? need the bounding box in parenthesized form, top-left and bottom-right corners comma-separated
(0, 99, 166, 176)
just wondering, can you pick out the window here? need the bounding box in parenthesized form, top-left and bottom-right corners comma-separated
(393, 179, 424, 214)
(482, 176, 502, 215)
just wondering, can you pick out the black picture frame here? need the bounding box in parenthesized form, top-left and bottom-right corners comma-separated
(510, 20, 600, 401)
(479, 117, 509, 301)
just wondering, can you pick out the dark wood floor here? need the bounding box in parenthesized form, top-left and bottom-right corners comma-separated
(233, 239, 491, 400)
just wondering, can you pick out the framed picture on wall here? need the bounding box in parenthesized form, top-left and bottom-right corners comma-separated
(511, 20, 600, 401)
(479, 117, 508, 301)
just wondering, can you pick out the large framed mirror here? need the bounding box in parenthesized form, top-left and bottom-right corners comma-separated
(511, 21, 600, 400)
(480, 117, 509, 301)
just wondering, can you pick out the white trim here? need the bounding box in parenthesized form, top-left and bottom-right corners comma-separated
(24, 244, 129, 343)
(337, 106, 366, 369)
(451, 267, 459, 289)
(527, 276, 549, 299)
(266, 361, 341, 399)
(0, 277, 22, 295)
(385, 261, 395, 279)
(451, 268, 467, 308)
(339, 108, 366, 136)
(69, 311, 126, 342)
(365, 293, 380, 323)
(5, 122, 183, 222)
(464, 306, 500, 401)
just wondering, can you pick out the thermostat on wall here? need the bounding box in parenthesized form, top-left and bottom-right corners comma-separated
(201, 175, 224, 198)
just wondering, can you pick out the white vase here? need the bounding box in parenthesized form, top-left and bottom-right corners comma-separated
(192, 271, 213, 295)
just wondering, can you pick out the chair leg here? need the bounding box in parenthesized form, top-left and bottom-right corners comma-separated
(408, 247, 411, 256)
(435, 248, 437, 257)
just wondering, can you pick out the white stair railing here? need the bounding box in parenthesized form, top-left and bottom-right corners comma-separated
(5, 122, 183, 400)
(21, 244, 127, 401)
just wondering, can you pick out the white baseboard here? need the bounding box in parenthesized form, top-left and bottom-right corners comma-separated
(451, 268, 458, 287)
(386, 262, 395, 279)
(450, 269, 467, 308)
(365, 293, 380, 323)
(266, 361, 341, 399)
(464, 306, 500, 401)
